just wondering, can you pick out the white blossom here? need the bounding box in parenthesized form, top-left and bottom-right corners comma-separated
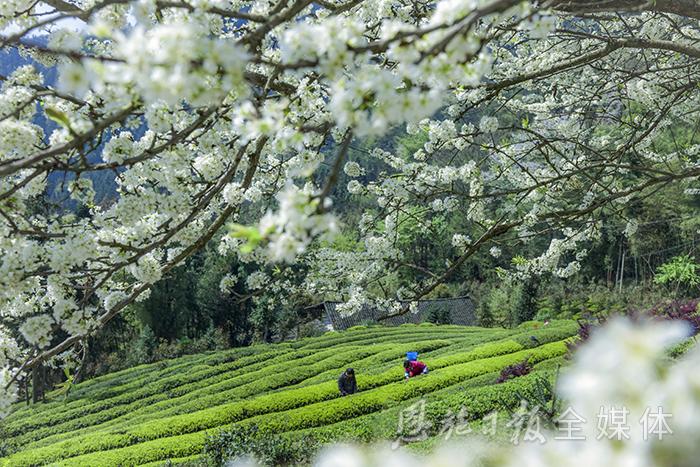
(452, 234, 471, 252)
(219, 273, 237, 294)
(623, 219, 639, 238)
(223, 183, 244, 206)
(344, 161, 363, 177)
(246, 271, 268, 290)
(347, 180, 364, 194)
(19, 314, 54, 348)
(479, 116, 499, 133)
(103, 132, 135, 164)
(127, 254, 163, 284)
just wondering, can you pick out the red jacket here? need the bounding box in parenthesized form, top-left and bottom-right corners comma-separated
(406, 360, 427, 377)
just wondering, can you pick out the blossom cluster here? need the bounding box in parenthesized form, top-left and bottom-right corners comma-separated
(256, 184, 339, 264)
(278, 2, 507, 136)
(60, 19, 250, 109)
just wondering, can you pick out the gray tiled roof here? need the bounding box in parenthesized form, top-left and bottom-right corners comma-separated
(321, 296, 476, 330)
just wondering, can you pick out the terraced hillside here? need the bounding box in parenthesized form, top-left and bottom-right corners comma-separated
(1, 321, 579, 466)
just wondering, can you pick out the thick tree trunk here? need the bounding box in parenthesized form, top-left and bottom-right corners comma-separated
(31, 365, 44, 404)
(24, 377, 30, 405)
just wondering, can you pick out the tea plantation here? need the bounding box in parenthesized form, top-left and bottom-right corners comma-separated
(0, 321, 579, 466)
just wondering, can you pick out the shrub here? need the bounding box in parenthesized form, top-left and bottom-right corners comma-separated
(423, 370, 557, 430)
(496, 358, 532, 383)
(654, 254, 700, 297)
(647, 298, 700, 335)
(284, 358, 565, 447)
(140, 455, 203, 467)
(203, 426, 320, 466)
(14, 325, 575, 450)
(565, 319, 596, 357)
(5, 345, 274, 429)
(5, 340, 570, 466)
(9, 341, 453, 463)
(668, 337, 697, 358)
(5, 348, 297, 440)
(509, 372, 562, 427)
(8, 345, 374, 449)
(235, 342, 568, 435)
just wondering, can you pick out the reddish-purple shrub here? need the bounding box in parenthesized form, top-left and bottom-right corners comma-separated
(496, 357, 532, 383)
(565, 319, 600, 358)
(647, 298, 700, 335)
(566, 298, 700, 360)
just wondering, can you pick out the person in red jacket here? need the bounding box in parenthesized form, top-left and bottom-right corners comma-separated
(404, 359, 428, 380)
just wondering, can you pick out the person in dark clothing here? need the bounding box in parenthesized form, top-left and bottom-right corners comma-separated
(338, 368, 357, 396)
(404, 359, 428, 380)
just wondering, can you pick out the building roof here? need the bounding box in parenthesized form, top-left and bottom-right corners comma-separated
(320, 296, 476, 330)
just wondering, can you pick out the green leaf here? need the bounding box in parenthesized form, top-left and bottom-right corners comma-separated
(44, 106, 72, 129)
(55, 368, 74, 401)
(228, 224, 264, 253)
(229, 224, 262, 241)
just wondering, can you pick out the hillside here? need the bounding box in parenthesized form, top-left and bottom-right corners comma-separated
(0, 321, 579, 466)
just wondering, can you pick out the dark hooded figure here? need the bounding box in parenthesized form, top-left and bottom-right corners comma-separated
(338, 368, 357, 396)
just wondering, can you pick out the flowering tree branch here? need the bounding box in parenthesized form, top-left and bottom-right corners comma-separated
(0, 0, 699, 412)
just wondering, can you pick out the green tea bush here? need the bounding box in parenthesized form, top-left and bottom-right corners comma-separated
(279, 360, 563, 448)
(203, 426, 320, 466)
(10, 342, 454, 463)
(11, 345, 377, 449)
(1, 324, 578, 467)
(5, 348, 288, 436)
(6, 349, 299, 443)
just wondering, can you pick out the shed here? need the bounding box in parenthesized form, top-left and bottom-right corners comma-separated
(314, 296, 476, 331)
